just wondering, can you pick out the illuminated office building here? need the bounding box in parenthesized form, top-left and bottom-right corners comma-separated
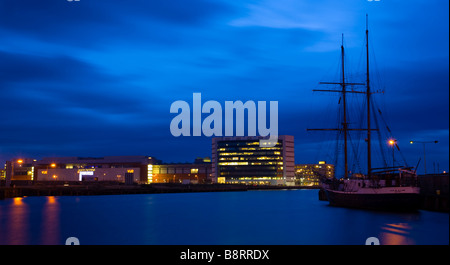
(212, 136, 295, 185)
(295, 161, 335, 186)
(151, 159, 212, 184)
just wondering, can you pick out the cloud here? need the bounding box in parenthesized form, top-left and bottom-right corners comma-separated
(0, 0, 447, 172)
(0, 0, 235, 47)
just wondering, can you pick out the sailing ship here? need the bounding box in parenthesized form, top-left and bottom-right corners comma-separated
(310, 16, 421, 211)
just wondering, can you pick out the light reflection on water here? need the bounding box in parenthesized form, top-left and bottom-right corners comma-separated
(380, 223, 414, 245)
(1, 196, 61, 245)
(6, 197, 29, 244)
(41, 196, 60, 245)
(0, 190, 448, 245)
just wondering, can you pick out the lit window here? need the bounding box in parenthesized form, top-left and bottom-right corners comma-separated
(191, 168, 199, 174)
(218, 162, 249, 166)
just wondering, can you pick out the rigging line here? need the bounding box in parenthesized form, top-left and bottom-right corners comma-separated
(371, 97, 409, 168)
(397, 142, 410, 168)
(334, 129, 341, 175)
(356, 37, 365, 81)
(347, 94, 364, 173)
(368, 35, 386, 94)
(334, 97, 343, 176)
(348, 130, 363, 174)
(371, 99, 388, 168)
(372, 97, 393, 139)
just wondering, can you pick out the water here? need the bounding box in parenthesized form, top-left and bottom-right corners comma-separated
(0, 189, 448, 245)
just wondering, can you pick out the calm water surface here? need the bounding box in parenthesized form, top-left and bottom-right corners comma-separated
(0, 189, 448, 245)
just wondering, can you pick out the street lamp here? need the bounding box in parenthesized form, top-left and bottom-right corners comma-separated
(388, 139, 397, 168)
(410, 140, 438, 175)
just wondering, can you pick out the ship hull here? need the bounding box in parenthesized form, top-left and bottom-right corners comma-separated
(324, 188, 421, 211)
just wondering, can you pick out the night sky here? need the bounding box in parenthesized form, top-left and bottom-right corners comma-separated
(0, 0, 448, 175)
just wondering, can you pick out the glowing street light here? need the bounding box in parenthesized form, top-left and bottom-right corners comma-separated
(410, 140, 438, 175)
(388, 139, 397, 167)
(50, 163, 56, 168)
(17, 159, 23, 164)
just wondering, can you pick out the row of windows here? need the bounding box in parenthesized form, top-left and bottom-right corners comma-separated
(218, 160, 283, 165)
(218, 147, 282, 152)
(226, 176, 283, 181)
(217, 140, 282, 148)
(219, 165, 281, 171)
(218, 151, 282, 156)
(220, 171, 282, 176)
(44, 164, 142, 169)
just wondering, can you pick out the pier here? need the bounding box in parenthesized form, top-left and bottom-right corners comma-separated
(0, 183, 245, 199)
(0, 182, 315, 200)
(418, 173, 449, 212)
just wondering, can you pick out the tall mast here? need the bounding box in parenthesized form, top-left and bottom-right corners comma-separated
(307, 34, 366, 179)
(341, 34, 349, 179)
(366, 14, 372, 178)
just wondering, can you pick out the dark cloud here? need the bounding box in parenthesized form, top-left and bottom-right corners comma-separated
(0, 51, 104, 84)
(0, 0, 235, 48)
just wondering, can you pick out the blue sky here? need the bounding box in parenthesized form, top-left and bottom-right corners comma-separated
(0, 0, 448, 175)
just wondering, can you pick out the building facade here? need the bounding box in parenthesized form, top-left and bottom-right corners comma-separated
(212, 135, 295, 185)
(34, 156, 156, 184)
(151, 161, 212, 184)
(5, 158, 36, 182)
(294, 161, 335, 186)
(5, 156, 212, 185)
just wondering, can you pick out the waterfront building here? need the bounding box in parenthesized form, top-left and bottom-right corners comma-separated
(34, 156, 156, 184)
(4, 158, 36, 182)
(151, 161, 212, 184)
(294, 161, 335, 186)
(5, 156, 212, 185)
(212, 135, 295, 185)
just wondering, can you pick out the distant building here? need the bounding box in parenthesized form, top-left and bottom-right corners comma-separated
(34, 156, 156, 184)
(5, 158, 36, 182)
(0, 168, 5, 181)
(212, 135, 295, 185)
(151, 161, 212, 184)
(4, 156, 212, 185)
(295, 161, 335, 186)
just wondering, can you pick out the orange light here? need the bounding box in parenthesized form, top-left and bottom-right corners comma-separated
(50, 163, 56, 168)
(13, 197, 23, 206)
(389, 140, 395, 146)
(17, 159, 23, 164)
(52, 175, 57, 179)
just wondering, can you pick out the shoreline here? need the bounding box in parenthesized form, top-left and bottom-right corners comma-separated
(0, 183, 318, 200)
